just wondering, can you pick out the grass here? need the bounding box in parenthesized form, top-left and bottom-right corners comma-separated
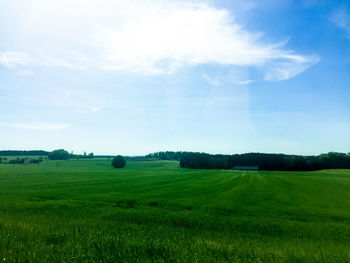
(0, 159, 350, 262)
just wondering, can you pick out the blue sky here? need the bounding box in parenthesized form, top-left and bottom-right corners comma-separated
(0, 0, 349, 155)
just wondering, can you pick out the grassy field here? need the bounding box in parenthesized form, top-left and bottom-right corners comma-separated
(0, 159, 350, 262)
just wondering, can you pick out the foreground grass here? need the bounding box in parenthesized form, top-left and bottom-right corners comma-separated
(0, 159, 350, 262)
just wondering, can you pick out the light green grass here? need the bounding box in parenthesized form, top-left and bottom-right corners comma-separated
(0, 159, 350, 262)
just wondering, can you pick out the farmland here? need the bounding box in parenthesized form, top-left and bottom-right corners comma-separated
(0, 159, 350, 262)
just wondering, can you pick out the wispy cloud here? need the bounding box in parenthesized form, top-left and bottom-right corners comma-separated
(331, 7, 350, 38)
(201, 71, 222, 86)
(0, 122, 71, 130)
(201, 68, 253, 86)
(0, 51, 32, 68)
(0, 0, 318, 81)
(264, 54, 320, 81)
(0, 51, 83, 70)
(17, 70, 34, 76)
(78, 107, 101, 113)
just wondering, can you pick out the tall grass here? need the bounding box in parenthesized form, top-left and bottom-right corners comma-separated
(0, 159, 349, 262)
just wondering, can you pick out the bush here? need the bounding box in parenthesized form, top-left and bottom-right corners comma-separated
(111, 155, 126, 168)
(9, 158, 25, 164)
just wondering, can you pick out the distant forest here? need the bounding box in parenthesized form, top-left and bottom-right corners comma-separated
(2, 150, 350, 171)
(146, 151, 183, 161)
(146, 151, 350, 171)
(0, 150, 97, 159)
(0, 150, 50, 156)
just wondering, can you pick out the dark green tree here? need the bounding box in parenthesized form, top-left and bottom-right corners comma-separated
(111, 155, 126, 168)
(48, 149, 70, 160)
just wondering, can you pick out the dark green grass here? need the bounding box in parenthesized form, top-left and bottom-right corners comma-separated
(0, 159, 350, 262)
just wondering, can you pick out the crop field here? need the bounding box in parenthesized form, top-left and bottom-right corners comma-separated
(0, 159, 350, 262)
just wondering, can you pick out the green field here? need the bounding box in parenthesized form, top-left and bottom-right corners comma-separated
(0, 159, 350, 262)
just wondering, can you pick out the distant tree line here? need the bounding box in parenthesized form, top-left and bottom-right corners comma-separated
(76, 152, 94, 159)
(145, 151, 184, 161)
(48, 149, 71, 160)
(48, 150, 94, 160)
(0, 157, 45, 165)
(93, 155, 114, 159)
(180, 152, 350, 171)
(0, 149, 95, 162)
(146, 151, 350, 171)
(0, 150, 49, 156)
(0, 149, 95, 164)
(124, 156, 151, 161)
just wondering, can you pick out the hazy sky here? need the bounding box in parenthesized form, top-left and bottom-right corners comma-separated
(0, 0, 349, 155)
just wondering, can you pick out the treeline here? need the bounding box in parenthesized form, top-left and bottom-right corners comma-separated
(77, 152, 94, 159)
(145, 151, 184, 161)
(0, 149, 95, 160)
(146, 151, 350, 171)
(180, 152, 350, 171)
(48, 150, 94, 160)
(0, 157, 46, 164)
(0, 150, 49, 156)
(125, 156, 152, 161)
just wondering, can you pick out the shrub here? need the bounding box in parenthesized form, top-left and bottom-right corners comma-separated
(111, 155, 126, 168)
(9, 158, 24, 164)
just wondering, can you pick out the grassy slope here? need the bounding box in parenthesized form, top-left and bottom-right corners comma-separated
(0, 159, 350, 262)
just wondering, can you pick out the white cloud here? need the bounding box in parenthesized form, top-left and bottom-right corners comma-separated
(0, 122, 71, 130)
(236, 80, 253, 85)
(79, 107, 101, 113)
(17, 70, 34, 76)
(0, 0, 318, 80)
(264, 55, 320, 81)
(331, 7, 350, 38)
(0, 51, 83, 70)
(201, 68, 253, 86)
(201, 71, 221, 86)
(0, 51, 32, 68)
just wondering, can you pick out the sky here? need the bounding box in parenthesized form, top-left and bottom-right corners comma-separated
(0, 0, 349, 155)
